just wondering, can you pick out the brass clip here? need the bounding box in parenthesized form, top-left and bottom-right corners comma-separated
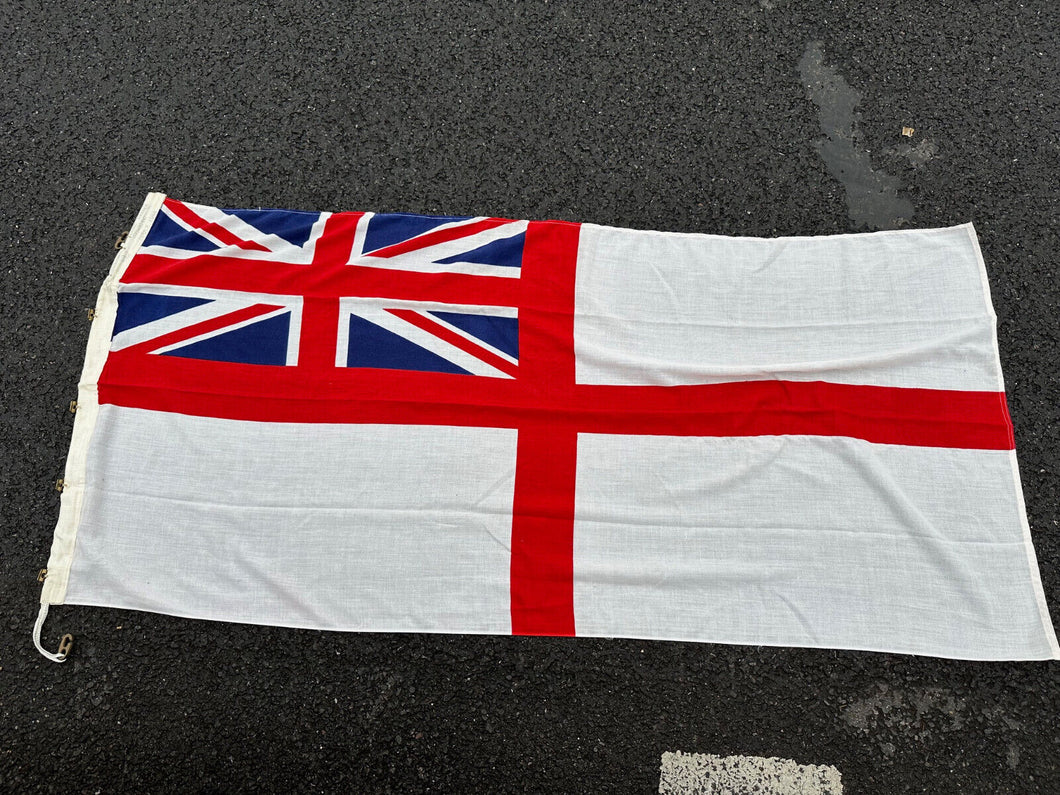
(69, 400, 78, 413)
(57, 634, 75, 658)
(37, 568, 48, 582)
(55, 478, 65, 493)
(115, 231, 128, 250)
(86, 308, 97, 321)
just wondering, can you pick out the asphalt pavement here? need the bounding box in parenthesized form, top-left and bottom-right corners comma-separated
(3, 1, 1059, 792)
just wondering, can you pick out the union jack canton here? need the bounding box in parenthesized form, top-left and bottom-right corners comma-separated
(112, 198, 524, 379)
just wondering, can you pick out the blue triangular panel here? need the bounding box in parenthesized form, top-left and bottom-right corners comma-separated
(434, 233, 524, 268)
(363, 213, 472, 253)
(428, 312, 519, 359)
(224, 208, 318, 248)
(113, 293, 212, 336)
(346, 313, 471, 375)
(162, 312, 290, 366)
(142, 210, 219, 252)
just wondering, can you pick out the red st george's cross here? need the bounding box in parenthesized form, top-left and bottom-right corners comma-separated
(100, 198, 1016, 636)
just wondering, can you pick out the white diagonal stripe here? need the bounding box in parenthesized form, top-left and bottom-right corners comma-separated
(151, 307, 293, 357)
(111, 300, 234, 351)
(111, 287, 302, 359)
(337, 297, 516, 368)
(416, 309, 518, 367)
(350, 214, 488, 259)
(350, 220, 528, 277)
(155, 203, 228, 250)
(182, 201, 302, 256)
(141, 202, 325, 264)
(346, 305, 512, 378)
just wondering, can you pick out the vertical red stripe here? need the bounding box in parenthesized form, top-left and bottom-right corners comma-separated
(510, 425, 578, 635)
(298, 212, 363, 372)
(312, 211, 363, 267)
(509, 220, 581, 635)
(299, 297, 341, 370)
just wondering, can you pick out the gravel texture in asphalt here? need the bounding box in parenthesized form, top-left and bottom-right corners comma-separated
(3, 1, 1059, 791)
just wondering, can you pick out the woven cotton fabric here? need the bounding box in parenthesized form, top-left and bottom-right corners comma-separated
(41, 193, 1059, 660)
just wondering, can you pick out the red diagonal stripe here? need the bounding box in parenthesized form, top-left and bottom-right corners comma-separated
(386, 308, 518, 379)
(164, 199, 271, 253)
(361, 217, 512, 259)
(117, 303, 284, 356)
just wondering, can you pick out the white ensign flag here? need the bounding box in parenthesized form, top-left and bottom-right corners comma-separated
(37, 193, 1058, 661)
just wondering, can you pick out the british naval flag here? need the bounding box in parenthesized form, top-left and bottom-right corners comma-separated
(37, 192, 1058, 665)
(112, 198, 524, 377)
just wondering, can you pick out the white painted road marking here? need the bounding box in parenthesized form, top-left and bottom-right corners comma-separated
(659, 752, 843, 795)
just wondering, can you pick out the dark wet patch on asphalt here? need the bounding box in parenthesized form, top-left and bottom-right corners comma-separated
(798, 41, 914, 230)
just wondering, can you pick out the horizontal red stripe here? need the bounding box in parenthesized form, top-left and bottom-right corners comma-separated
(121, 253, 520, 307)
(574, 380, 1016, 450)
(165, 199, 271, 253)
(97, 352, 1015, 451)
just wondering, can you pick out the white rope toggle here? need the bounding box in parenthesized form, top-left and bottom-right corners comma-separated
(33, 603, 72, 663)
